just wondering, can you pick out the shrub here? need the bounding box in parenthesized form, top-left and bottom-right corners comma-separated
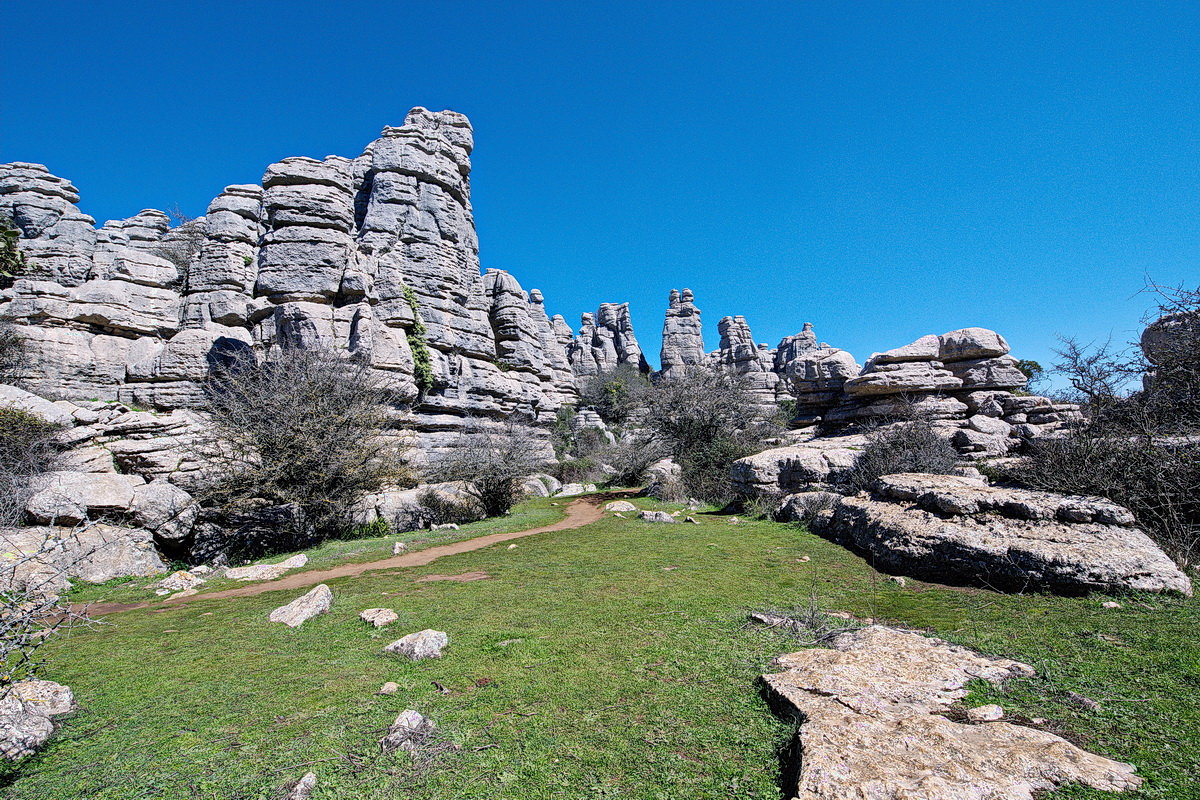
(416, 488, 483, 526)
(426, 419, 548, 517)
(0, 324, 27, 381)
(578, 364, 650, 425)
(1007, 428, 1200, 567)
(845, 421, 960, 491)
(642, 366, 781, 504)
(0, 407, 63, 528)
(199, 347, 410, 554)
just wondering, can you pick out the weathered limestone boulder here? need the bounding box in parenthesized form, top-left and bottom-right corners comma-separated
(567, 302, 648, 378)
(158, 569, 206, 593)
(380, 710, 436, 754)
(710, 315, 779, 405)
(268, 584, 332, 627)
(776, 491, 842, 522)
(605, 500, 637, 513)
(0, 385, 74, 426)
(658, 288, 705, 380)
(730, 435, 867, 496)
(131, 480, 199, 542)
(520, 473, 562, 498)
(25, 471, 145, 525)
(813, 473, 1191, 595)
(638, 510, 677, 524)
(0, 681, 75, 761)
(356, 482, 483, 531)
(763, 625, 1142, 799)
(1, 523, 166, 596)
(384, 629, 449, 660)
(843, 360, 963, 396)
(773, 323, 861, 421)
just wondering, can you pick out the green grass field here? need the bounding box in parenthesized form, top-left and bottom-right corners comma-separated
(3, 497, 1198, 799)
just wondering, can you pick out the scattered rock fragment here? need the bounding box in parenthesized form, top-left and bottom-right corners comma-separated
(638, 510, 677, 524)
(384, 629, 449, 660)
(158, 570, 206, 593)
(360, 608, 399, 628)
(392, 541, 408, 555)
(431, 523, 459, 531)
(379, 682, 400, 695)
(225, 553, 308, 582)
(1102, 601, 1122, 609)
(684, 516, 699, 524)
(380, 710, 436, 753)
(268, 584, 332, 628)
(285, 772, 317, 800)
(605, 500, 637, 513)
(889, 575, 907, 587)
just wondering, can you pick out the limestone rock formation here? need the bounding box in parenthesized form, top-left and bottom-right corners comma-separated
(813, 473, 1191, 595)
(0, 680, 75, 761)
(658, 289, 705, 379)
(567, 302, 649, 377)
(773, 323, 861, 421)
(1, 108, 579, 455)
(709, 315, 780, 406)
(729, 434, 867, 496)
(764, 625, 1142, 799)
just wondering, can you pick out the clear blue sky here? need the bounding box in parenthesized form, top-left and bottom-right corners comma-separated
(3, 1, 1197, 374)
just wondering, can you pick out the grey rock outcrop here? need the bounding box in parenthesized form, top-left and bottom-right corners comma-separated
(1, 108, 582, 457)
(658, 289, 705, 379)
(813, 473, 1191, 595)
(567, 302, 649, 378)
(764, 625, 1142, 799)
(384, 629, 449, 660)
(773, 324, 861, 421)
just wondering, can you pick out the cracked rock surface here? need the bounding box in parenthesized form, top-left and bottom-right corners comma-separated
(763, 625, 1142, 800)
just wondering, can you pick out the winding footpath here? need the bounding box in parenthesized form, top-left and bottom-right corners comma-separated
(82, 493, 624, 617)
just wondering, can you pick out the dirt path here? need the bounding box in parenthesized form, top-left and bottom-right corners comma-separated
(83, 493, 624, 617)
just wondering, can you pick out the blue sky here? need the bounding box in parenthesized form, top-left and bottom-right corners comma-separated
(3, 1, 1197, 374)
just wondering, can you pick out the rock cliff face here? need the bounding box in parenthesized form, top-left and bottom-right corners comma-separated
(566, 302, 649, 377)
(0, 108, 577, 452)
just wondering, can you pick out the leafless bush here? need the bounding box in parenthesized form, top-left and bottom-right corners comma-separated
(643, 366, 780, 504)
(199, 347, 410, 554)
(604, 433, 667, 487)
(1007, 428, 1200, 567)
(426, 419, 549, 517)
(845, 421, 960, 491)
(0, 407, 63, 529)
(154, 207, 206, 289)
(748, 592, 864, 646)
(416, 489, 483, 527)
(0, 537, 89, 698)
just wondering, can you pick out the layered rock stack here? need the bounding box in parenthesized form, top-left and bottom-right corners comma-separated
(658, 288, 705, 379)
(566, 302, 649, 377)
(0, 108, 577, 451)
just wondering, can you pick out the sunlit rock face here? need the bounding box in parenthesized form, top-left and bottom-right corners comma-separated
(0, 108, 577, 453)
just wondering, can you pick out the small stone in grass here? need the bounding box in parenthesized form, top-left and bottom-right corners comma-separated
(379, 682, 400, 695)
(392, 541, 408, 555)
(507, 544, 518, 550)
(360, 608, 399, 628)
(889, 576, 907, 587)
(286, 771, 317, 800)
(384, 629, 449, 660)
(1102, 601, 1122, 609)
(797, 556, 811, 563)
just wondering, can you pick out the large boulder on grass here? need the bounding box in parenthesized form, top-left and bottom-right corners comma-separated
(268, 584, 332, 627)
(812, 473, 1191, 596)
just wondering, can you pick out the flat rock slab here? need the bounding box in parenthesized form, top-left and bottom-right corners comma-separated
(815, 473, 1191, 596)
(638, 510, 677, 524)
(268, 584, 332, 627)
(384, 629, 448, 660)
(225, 553, 308, 582)
(0, 680, 73, 760)
(764, 626, 1141, 799)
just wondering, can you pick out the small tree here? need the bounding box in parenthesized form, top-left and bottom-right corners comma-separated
(426, 419, 548, 517)
(642, 366, 779, 503)
(200, 347, 410, 554)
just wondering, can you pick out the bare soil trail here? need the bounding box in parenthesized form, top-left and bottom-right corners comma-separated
(82, 492, 630, 617)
